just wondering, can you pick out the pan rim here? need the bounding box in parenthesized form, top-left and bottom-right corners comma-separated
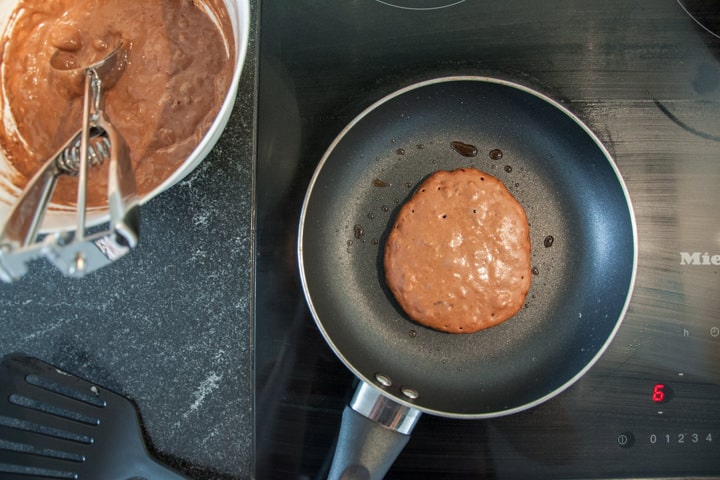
(297, 74, 639, 419)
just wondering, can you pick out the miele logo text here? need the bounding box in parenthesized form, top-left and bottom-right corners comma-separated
(680, 252, 720, 265)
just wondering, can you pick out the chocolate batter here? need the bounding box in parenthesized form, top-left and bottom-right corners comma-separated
(0, 0, 235, 207)
(384, 168, 532, 334)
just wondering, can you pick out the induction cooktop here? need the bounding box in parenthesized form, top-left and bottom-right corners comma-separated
(254, 0, 720, 478)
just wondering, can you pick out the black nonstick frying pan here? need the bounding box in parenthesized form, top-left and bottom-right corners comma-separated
(298, 76, 637, 479)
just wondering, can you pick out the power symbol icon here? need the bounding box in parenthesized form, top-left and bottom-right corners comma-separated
(617, 432, 635, 448)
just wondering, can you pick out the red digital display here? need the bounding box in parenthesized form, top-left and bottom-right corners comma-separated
(652, 383, 666, 403)
(651, 383, 673, 404)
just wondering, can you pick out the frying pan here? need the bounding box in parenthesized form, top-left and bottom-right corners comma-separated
(298, 76, 637, 479)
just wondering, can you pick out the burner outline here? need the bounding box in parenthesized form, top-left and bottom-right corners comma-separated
(676, 0, 720, 39)
(375, 0, 466, 10)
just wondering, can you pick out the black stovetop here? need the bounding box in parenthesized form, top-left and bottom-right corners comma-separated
(254, 0, 720, 478)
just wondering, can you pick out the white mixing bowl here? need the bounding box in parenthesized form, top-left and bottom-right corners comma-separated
(0, 0, 250, 232)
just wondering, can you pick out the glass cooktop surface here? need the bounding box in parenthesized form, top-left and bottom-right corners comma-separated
(254, 1, 720, 478)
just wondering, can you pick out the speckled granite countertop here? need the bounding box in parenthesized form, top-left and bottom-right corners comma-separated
(0, 1, 257, 478)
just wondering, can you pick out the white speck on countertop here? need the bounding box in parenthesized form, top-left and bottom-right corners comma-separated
(170, 371, 226, 433)
(22, 318, 72, 342)
(178, 160, 211, 189)
(192, 210, 211, 227)
(190, 248, 208, 261)
(185, 372, 223, 418)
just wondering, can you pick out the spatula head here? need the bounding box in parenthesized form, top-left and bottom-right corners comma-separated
(0, 353, 186, 479)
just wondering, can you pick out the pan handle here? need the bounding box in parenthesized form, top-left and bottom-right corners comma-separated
(327, 382, 422, 480)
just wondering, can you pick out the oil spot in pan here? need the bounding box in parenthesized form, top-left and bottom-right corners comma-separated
(396, 148, 406, 155)
(489, 148, 503, 160)
(373, 178, 390, 187)
(354, 224, 364, 239)
(450, 141, 478, 157)
(504, 165, 513, 173)
(544, 235, 555, 248)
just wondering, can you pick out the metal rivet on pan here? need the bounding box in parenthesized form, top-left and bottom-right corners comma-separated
(374, 373, 392, 388)
(401, 387, 420, 400)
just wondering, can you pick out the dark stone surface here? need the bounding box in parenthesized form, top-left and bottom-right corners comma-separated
(0, 1, 257, 478)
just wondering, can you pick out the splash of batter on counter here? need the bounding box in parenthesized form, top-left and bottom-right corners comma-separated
(0, 0, 235, 207)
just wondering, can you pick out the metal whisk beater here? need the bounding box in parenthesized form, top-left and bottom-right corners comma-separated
(57, 131, 111, 174)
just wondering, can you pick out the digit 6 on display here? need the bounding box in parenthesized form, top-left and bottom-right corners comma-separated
(651, 383, 673, 404)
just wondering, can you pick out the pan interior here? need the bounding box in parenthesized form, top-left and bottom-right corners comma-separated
(299, 78, 635, 417)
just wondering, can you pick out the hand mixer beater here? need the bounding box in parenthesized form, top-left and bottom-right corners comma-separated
(0, 43, 139, 282)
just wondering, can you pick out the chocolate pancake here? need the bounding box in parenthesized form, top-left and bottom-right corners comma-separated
(384, 168, 531, 333)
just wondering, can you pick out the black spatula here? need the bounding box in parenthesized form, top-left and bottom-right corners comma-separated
(0, 353, 188, 479)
